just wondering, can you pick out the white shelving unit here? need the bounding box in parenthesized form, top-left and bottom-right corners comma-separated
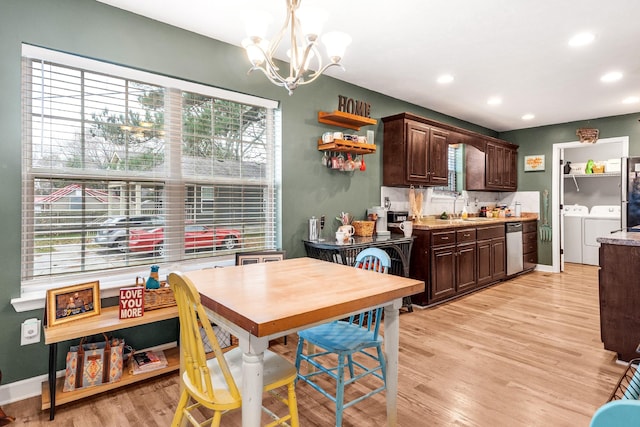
(563, 172, 620, 178)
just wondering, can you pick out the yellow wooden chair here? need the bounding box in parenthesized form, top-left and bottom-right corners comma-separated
(169, 271, 299, 427)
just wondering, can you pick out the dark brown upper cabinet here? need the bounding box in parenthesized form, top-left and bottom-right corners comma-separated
(382, 112, 518, 191)
(382, 113, 449, 187)
(466, 140, 518, 191)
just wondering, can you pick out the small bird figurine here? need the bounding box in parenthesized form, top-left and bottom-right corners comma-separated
(145, 264, 161, 289)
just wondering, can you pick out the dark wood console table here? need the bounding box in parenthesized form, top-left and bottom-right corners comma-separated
(303, 234, 415, 311)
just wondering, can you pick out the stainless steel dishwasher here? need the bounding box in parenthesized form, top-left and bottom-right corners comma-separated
(506, 222, 523, 275)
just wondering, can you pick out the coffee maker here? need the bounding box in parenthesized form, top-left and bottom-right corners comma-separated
(367, 206, 390, 236)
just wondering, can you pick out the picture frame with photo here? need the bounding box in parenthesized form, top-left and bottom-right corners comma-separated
(45, 281, 101, 327)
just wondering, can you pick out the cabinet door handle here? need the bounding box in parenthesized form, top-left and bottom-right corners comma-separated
(463, 233, 470, 237)
(441, 236, 449, 240)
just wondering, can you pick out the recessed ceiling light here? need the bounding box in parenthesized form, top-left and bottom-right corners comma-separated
(522, 114, 535, 120)
(487, 96, 502, 106)
(623, 96, 640, 104)
(568, 32, 595, 47)
(601, 71, 623, 83)
(437, 74, 454, 84)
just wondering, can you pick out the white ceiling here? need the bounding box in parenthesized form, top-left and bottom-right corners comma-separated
(98, 0, 640, 132)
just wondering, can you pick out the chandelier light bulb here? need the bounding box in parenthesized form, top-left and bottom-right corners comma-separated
(242, 38, 268, 66)
(322, 31, 351, 63)
(296, 7, 327, 39)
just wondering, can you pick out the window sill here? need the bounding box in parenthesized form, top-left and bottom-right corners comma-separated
(11, 256, 235, 313)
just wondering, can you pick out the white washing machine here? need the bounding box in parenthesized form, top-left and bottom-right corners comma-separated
(582, 205, 621, 266)
(563, 205, 589, 264)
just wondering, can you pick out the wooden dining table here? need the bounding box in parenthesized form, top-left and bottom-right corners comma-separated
(183, 257, 424, 427)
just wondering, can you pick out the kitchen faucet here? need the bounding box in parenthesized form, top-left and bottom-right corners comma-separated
(452, 193, 460, 217)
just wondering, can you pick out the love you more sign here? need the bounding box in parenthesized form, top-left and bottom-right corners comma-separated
(119, 287, 144, 319)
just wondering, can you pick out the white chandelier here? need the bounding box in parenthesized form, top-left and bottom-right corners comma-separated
(242, 0, 352, 95)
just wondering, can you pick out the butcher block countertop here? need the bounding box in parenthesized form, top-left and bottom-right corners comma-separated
(404, 213, 538, 230)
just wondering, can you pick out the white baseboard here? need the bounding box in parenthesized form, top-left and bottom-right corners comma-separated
(534, 263, 553, 273)
(0, 372, 50, 406)
(0, 341, 178, 406)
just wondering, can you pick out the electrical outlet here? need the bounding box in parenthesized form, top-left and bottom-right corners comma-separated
(21, 318, 41, 345)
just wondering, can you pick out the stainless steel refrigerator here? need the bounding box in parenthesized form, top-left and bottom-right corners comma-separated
(621, 157, 640, 230)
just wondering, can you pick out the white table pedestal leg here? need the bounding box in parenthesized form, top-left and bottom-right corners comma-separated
(240, 335, 269, 427)
(384, 298, 402, 427)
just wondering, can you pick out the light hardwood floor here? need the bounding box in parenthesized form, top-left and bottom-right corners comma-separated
(5, 264, 626, 426)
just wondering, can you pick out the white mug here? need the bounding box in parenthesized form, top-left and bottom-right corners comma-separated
(399, 220, 413, 237)
(336, 231, 347, 243)
(338, 225, 355, 237)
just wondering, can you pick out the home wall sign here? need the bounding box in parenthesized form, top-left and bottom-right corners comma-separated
(524, 155, 545, 172)
(337, 95, 371, 118)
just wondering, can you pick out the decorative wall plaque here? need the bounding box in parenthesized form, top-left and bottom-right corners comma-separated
(576, 128, 599, 144)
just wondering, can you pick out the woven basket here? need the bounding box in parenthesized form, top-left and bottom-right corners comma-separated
(135, 277, 176, 310)
(353, 220, 375, 237)
(144, 285, 176, 310)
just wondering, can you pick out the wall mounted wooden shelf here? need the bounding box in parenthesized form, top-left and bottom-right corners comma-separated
(317, 139, 376, 154)
(317, 110, 377, 131)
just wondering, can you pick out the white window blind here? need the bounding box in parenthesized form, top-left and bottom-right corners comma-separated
(21, 45, 280, 288)
(433, 145, 459, 194)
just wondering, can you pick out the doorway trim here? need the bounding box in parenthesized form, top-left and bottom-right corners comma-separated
(551, 136, 629, 272)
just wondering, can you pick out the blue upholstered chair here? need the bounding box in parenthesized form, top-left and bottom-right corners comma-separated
(294, 247, 391, 426)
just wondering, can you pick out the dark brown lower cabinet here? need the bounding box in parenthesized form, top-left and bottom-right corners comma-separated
(430, 228, 477, 304)
(431, 244, 456, 302)
(456, 227, 477, 293)
(599, 243, 640, 361)
(409, 220, 530, 307)
(523, 221, 538, 271)
(477, 239, 492, 285)
(476, 225, 505, 287)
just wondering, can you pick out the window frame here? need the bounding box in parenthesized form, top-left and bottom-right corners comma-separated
(17, 45, 281, 306)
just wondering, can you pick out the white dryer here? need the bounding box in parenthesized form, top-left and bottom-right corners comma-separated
(583, 205, 621, 265)
(563, 204, 589, 264)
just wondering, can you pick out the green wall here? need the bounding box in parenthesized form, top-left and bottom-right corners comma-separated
(0, 0, 496, 384)
(3, 0, 638, 386)
(500, 114, 640, 265)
